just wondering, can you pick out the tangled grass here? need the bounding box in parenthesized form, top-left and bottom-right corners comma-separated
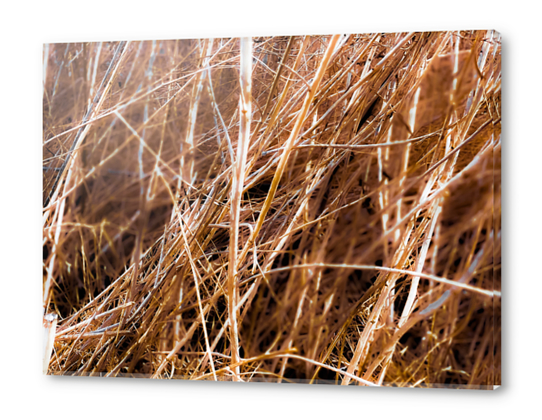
(42, 30, 501, 388)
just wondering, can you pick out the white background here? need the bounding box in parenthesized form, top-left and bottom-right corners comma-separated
(0, 1, 538, 418)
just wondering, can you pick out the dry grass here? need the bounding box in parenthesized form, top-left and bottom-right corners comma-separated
(42, 30, 501, 388)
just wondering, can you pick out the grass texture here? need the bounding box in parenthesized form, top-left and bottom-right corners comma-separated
(42, 30, 501, 387)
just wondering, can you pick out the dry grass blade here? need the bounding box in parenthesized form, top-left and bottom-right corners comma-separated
(227, 37, 253, 380)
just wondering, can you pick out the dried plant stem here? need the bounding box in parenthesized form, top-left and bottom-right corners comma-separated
(228, 37, 253, 380)
(43, 314, 58, 374)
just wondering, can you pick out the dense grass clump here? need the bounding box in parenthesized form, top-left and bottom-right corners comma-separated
(43, 31, 501, 388)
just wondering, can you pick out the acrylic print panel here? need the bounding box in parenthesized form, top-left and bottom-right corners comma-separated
(42, 31, 501, 388)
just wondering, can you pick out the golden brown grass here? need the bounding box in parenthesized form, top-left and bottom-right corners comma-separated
(42, 30, 501, 388)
